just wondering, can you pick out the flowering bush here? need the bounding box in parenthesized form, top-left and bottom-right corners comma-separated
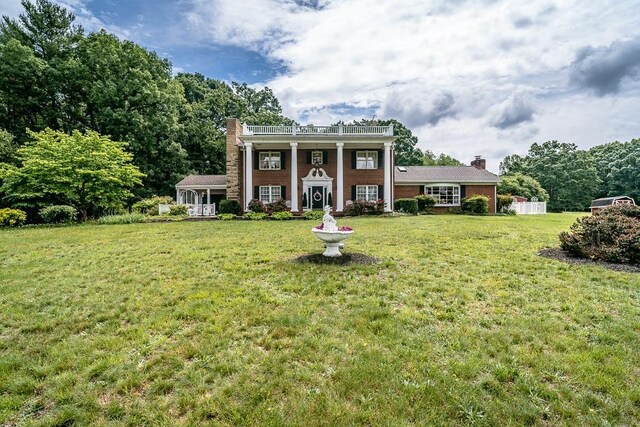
(0, 208, 26, 227)
(248, 199, 266, 213)
(313, 223, 353, 232)
(266, 198, 289, 214)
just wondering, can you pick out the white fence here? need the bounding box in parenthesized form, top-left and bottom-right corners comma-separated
(511, 201, 547, 215)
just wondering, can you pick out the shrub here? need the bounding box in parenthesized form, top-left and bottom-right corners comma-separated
(248, 199, 266, 213)
(218, 213, 235, 220)
(302, 210, 324, 220)
(266, 198, 289, 214)
(462, 195, 489, 214)
(245, 212, 267, 220)
(344, 199, 385, 216)
(97, 213, 146, 225)
(39, 205, 77, 224)
(559, 205, 640, 264)
(132, 196, 173, 216)
(415, 195, 436, 212)
(394, 198, 419, 215)
(271, 211, 293, 220)
(168, 205, 188, 216)
(0, 208, 26, 227)
(219, 199, 242, 215)
(497, 194, 515, 213)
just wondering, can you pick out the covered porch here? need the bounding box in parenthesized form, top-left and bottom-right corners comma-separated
(175, 175, 227, 216)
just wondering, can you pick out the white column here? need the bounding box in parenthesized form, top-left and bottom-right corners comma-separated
(207, 188, 211, 215)
(383, 142, 392, 212)
(244, 143, 253, 211)
(336, 142, 344, 212)
(290, 142, 299, 212)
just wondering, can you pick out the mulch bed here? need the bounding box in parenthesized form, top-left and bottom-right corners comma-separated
(293, 253, 380, 265)
(538, 248, 640, 273)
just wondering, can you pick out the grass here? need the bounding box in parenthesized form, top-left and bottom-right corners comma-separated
(0, 214, 639, 426)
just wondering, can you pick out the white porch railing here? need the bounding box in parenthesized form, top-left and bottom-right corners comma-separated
(512, 201, 546, 215)
(186, 203, 216, 216)
(242, 124, 394, 136)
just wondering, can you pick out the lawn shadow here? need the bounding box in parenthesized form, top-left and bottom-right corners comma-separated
(293, 252, 380, 266)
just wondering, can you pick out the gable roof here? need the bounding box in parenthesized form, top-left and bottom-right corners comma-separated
(176, 175, 227, 187)
(394, 166, 499, 184)
(591, 196, 635, 207)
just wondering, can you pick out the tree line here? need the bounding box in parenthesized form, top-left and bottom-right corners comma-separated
(0, 0, 294, 200)
(500, 139, 640, 212)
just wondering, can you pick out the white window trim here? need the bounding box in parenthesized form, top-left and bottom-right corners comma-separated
(356, 185, 379, 202)
(259, 185, 282, 203)
(356, 150, 378, 169)
(311, 151, 323, 165)
(424, 183, 461, 206)
(259, 151, 281, 170)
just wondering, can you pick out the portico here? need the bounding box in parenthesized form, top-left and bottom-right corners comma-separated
(236, 123, 396, 213)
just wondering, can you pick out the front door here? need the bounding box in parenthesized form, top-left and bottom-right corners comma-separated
(311, 186, 324, 209)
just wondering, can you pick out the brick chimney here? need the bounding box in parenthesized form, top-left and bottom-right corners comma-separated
(225, 118, 243, 201)
(470, 155, 486, 170)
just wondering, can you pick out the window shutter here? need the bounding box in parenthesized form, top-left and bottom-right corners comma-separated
(378, 185, 383, 200)
(281, 185, 286, 199)
(378, 150, 384, 169)
(460, 185, 466, 199)
(322, 150, 329, 164)
(422, 185, 426, 194)
(306, 151, 312, 164)
(254, 152, 259, 169)
(280, 151, 286, 169)
(351, 151, 357, 169)
(351, 185, 356, 200)
(254, 186, 259, 200)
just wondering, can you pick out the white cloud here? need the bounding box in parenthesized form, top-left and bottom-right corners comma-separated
(179, 0, 640, 169)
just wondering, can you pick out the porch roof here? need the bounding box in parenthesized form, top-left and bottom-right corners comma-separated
(176, 175, 227, 188)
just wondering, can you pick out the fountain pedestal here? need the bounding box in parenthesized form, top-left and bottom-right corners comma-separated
(311, 205, 353, 257)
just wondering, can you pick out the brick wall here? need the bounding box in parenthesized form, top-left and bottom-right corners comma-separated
(464, 184, 496, 213)
(394, 185, 422, 199)
(394, 183, 497, 213)
(250, 147, 386, 211)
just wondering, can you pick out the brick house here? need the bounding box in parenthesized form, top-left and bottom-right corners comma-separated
(175, 119, 499, 213)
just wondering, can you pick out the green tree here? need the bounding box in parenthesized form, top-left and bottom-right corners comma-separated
(75, 31, 189, 195)
(0, 0, 84, 136)
(589, 139, 640, 201)
(500, 141, 599, 211)
(0, 129, 16, 164)
(497, 173, 549, 201)
(1, 129, 143, 219)
(422, 150, 463, 166)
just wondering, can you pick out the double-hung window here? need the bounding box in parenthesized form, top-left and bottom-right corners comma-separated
(356, 151, 378, 169)
(424, 184, 460, 206)
(259, 152, 281, 170)
(259, 185, 281, 203)
(356, 185, 378, 202)
(311, 151, 323, 165)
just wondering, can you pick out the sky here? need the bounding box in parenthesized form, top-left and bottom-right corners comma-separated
(2, 0, 640, 172)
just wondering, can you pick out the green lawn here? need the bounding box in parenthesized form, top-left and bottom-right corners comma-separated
(1, 214, 639, 426)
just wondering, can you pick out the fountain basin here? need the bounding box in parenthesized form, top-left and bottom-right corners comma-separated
(312, 228, 353, 257)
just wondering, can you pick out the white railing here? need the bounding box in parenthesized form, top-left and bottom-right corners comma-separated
(511, 202, 546, 215)
(243, 124, 394, 136)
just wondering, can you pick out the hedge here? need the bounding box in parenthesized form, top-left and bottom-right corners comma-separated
(39, 205, 77, 224)
(394, 198, 419, 215)
(462, 195, 489, 214)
